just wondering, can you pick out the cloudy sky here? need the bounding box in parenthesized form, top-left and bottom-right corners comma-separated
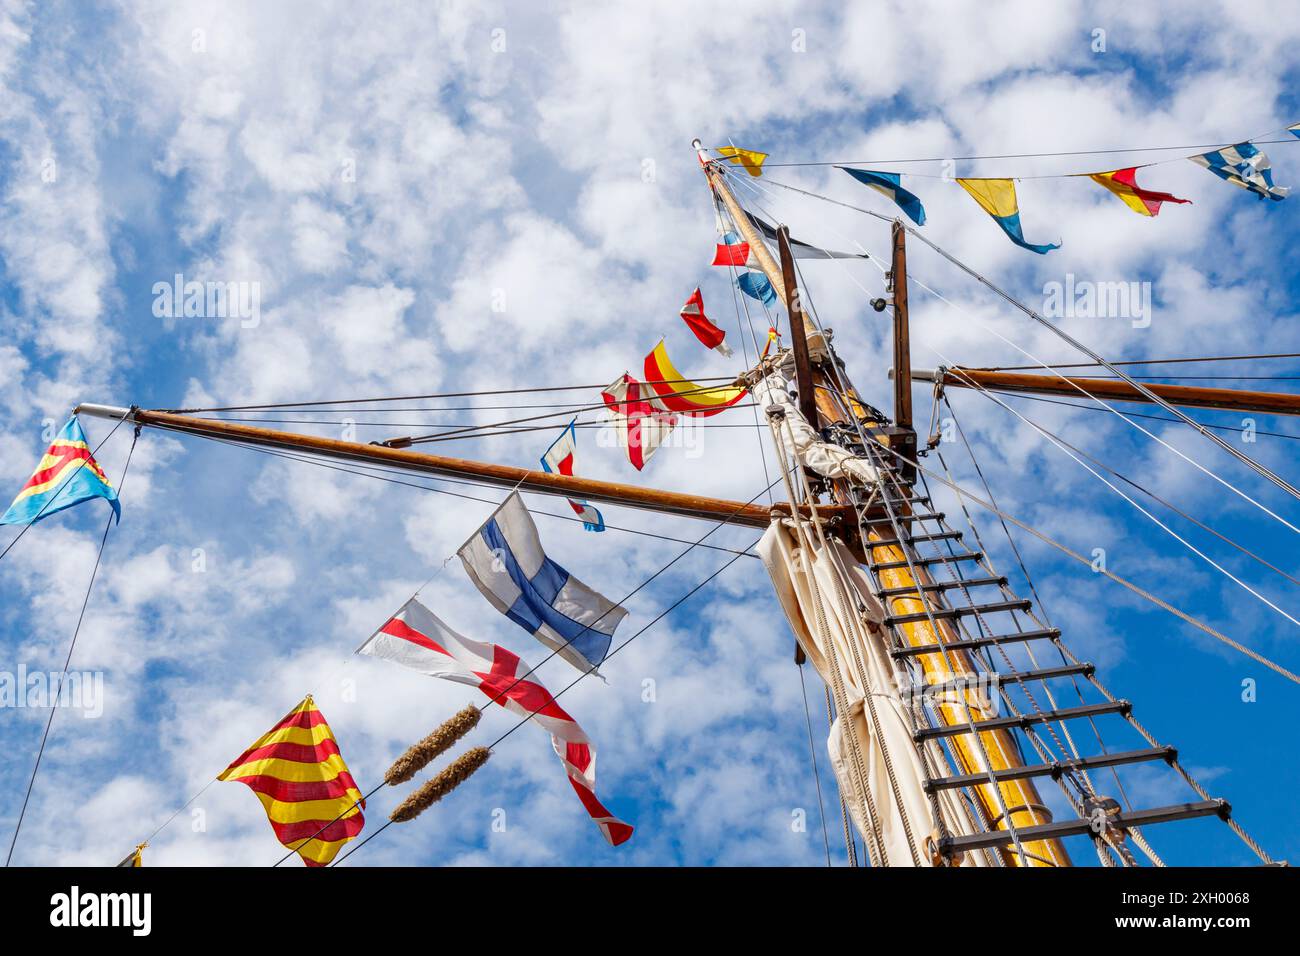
(1, 0, 1298, 867)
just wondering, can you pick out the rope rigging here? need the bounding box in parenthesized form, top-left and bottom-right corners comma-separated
(937, 364, 1300, 635)
(168, 377, 737, 415)
(331, 535, 761, 867)
(18, 132, 1299, 870)
(707, 125, 1299, 170)
(152, 425, 762, 559)
(5, 425, 141, 866)
(726, 164, 1300, 515)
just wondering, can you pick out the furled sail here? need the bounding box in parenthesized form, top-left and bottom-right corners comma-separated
(758, 519, 989, 867)
(751, 355, 879, 485)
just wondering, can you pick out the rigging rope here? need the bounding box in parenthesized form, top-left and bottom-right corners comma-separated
(168, 377, 736, 414)
(938, 398, 1139, 815)
(709, 127, 1298, 170)
(989, 391, 1300, 443)
(729, 164, 1300, 514)
(332, 538, 760, 867)
(796, 663, 834, 866)
(272, 477, 782, 865)
(864, 432, 1300, 685)
(145, 424, 762, 559)
(940, 364, 1300, 635)
(986, 352, 1300, 370)
(4, 426, 140, 866)
(0, 415, 130, 566)
(728, 167, 1300, 586)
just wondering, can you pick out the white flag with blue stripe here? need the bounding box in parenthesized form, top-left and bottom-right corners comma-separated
(457, 492, 628, 675)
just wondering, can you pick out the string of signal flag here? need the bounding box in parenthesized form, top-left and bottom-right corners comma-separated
(708, 124, 1300, 254)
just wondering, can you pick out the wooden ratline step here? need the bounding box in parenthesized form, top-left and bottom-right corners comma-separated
(912, 700, 1132, 742)
(872, 551, 983, 572)
(913, 662, 1095, 699)
(862, 511, 945, 527)
(869, 530, 964, 548)
(879, 575, 1007, 597)
(863, 512, 946, 528)
(936, 800, 1230, 856)
(883, 598, 1032, 628)
(891, 627, 1061, 659)
(923, 745, 1174, 793)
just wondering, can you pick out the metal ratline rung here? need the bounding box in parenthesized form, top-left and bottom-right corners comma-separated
(871, 551, 983, 572)
(924, 745, 1172, 793)
(869, 530, 964, 548)
(912, 700, 1132, 742)
(912, 661, 1096, 699)
(878, 575, 1007, 597)
(883, 598, 1032, 627)
(937, 800, 1230, 856)
(891, 627, 1061, 658)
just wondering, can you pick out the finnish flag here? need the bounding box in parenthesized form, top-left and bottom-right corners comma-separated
(457, 492, 628, 675)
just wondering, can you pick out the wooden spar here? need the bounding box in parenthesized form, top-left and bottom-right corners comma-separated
(776, 226, 820, 430)
(74, 404, 850, 530)
(697, 145, 1069, 867)
(915, 367, 1300, 417)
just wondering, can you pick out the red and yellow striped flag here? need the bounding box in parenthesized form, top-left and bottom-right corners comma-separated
(218, 696, 365, 866)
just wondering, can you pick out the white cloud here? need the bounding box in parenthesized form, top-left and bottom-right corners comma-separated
(1, 0, 1296, 867)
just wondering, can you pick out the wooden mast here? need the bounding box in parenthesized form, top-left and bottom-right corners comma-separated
(890, 222, 916, 485)
(913, 367, 1300, 417)
(698, 146, 1067, 867)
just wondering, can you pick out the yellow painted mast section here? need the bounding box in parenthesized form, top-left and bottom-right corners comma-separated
(701, 145, 1068, 866)
(870, 540, 1068, 866)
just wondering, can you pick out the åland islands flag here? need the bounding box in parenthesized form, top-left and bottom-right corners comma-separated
(957, 178, 1060, 254)
(1, 416, 120, 526)
(218, 696, 365, 867)
(541, 420, 605, 532)
(458, 492, 628, 675)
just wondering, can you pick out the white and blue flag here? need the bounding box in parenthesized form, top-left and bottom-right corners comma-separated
(1189, 142, 1289, 201)
(457, 492, 627, 675)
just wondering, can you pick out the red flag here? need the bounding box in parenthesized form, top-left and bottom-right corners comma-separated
(679, 288, 732, 356)
(711, 232, 755, 267)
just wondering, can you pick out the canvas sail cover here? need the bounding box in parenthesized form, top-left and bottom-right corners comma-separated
(751, 357, 879, 486)
(758, 519, 988, 867)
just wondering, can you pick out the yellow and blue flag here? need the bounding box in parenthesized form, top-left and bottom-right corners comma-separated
(957, 178, 1059, 254)
(1, 416, 120, 526)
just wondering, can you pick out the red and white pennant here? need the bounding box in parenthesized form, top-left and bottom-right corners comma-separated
(359, 597, 634, 846)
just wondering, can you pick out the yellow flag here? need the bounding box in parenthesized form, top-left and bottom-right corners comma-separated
(115, 843, 145, 867)
(717, 146, 768, 177)
(956, 177, 1020, 218)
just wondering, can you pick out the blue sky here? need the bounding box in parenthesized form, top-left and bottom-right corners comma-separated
(1, 1, 1299, 867)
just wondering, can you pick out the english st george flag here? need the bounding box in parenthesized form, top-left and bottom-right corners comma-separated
(359, 597, 633, 846)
